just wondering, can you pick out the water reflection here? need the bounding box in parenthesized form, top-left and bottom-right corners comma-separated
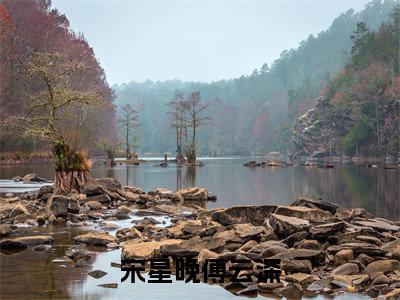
(0, 158, 399, 219)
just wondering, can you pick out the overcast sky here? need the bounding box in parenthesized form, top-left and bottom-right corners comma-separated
(52, 0, 370, 85)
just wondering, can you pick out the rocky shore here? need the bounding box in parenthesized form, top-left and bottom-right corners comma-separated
(1, 177, 400, 299)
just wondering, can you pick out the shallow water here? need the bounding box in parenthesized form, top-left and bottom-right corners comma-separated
(1, 157, 399, 219)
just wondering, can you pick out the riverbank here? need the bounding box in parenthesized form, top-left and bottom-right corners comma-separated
(1, 177, 399, 299)
(0, 152, 53, 165)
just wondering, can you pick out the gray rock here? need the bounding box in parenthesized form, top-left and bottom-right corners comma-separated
(82, 184, 106, 197)
(212, 205, 277, 226)
(281, 259, 312, 274)
(353, 220, 400, 232)
(93, 178, 122, 192)
(0, 235, 54, 249)
(282, 231, 308, 247)
(334, 249, 354, 267)
(268, 213, 310, 236)
(309, 221, 346, 238)
(37, 185, 54, 198)
(365, 260, 400, 275)
(372, 274, 390, 285)
(274, 205, 332, 221)
(291, 198, 340, 214)
(46, 195, 69, 217)
(331, 262, 359, 275)
(271, 249, 325, 266)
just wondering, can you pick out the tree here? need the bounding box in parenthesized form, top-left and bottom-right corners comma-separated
(183, 91, 210, 163)
(99, 136, 121, 166)
(167, 91, 186, 162)
(118, 103, 139, 159)
(25, 52, 109, 193)
(0, 0, 116, 156)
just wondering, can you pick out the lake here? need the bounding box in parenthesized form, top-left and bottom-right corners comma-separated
(1, 157, 399, 219)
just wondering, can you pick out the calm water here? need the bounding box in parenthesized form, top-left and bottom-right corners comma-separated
(1, 157, 399, 219)
(0, 158, 398, 299)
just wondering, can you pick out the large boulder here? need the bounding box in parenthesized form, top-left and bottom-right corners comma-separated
(20, 174, 50, 183)
(0, 235, 54, 249)
(364, 260, 400, 275)
(85, 200, 102, 210)
(116, 228, 142, 241)
(331, 263, 359, 275)
(122, 239, 182, 260)
(93, 178, 122, 192)
(82, 183, 106, 197)
(268, 213, 310, 236)
(291, 198, 340, 214)
(281, 259, 312, 274)
(74, 232, 118, 246)
(353, 220, 400, 232)
(85, 194, 111, 204)
(172, 187, 208, 202)
(116, 189, 140, 202)
(37, 185, 54, 198)
(167, 219, 223, 239)
(46, 195, 70, 217)
(309, 221, 346, 238)
(334, 249, 354, 267)
(274, 206, 332, 222)
(230, 223, 265, 241)
(212, 205, 277, 226)
(327, 242, 387, 257)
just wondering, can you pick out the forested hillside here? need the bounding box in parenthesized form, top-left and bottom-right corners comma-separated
(293, 6, 400, 159)
(114, 0, 398, 156)
(0, 0, 116, 155)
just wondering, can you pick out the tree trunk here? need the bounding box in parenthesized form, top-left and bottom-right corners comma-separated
(54, 170, 90, 194)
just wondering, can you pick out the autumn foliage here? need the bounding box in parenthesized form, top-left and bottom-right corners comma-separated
(0, 0, 116, 155)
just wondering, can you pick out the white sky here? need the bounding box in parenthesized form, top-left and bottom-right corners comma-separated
(52, 0, 370, 84)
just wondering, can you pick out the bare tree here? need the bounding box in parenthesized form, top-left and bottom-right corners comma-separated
(118, 103, 139, 159)
(183, 91, 210, 163)
(167, 91, 186, 162)
(25, 52, 108, 193)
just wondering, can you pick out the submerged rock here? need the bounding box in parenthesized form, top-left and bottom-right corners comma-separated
(88, 269, 108, 279)
(0, 235, 54, 249)
(364, 260, 400, 275)
(98, 283, 118, 288)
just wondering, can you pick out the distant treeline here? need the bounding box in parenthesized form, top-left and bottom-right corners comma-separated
(114, 0, 397, 156)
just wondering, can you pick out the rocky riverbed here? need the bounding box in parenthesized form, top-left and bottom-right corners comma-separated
(1, 176, 400, 299)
